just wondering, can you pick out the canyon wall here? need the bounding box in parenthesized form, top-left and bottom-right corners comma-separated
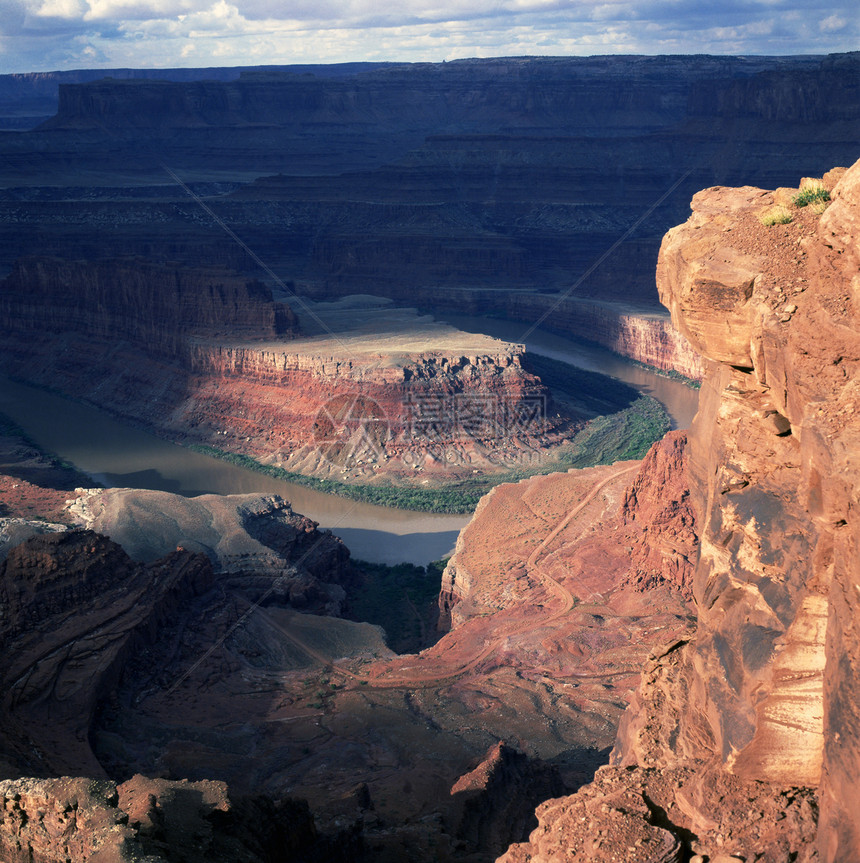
(2, 55, 856, 379)
(502, 295, 705, 380)
(46, 56, 822, 133)
(0, 257, 297, 355)
(502, 163, 860, 862)
(659, 163, 860, 861)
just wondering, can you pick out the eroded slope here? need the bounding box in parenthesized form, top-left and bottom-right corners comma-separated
(501, 163, 860, 863)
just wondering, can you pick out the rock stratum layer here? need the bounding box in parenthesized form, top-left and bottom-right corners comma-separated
(501, 164, 860, 862)
(0, 256, 298, 349)
(0, 258, 577, 484)
(2, 55, 857, 377)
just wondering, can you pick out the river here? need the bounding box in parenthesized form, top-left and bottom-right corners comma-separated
(0, 326, 698, 565)
(439, 315, 699, 430)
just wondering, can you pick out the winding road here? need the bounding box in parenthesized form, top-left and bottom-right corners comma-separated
(248, 463, 641, 691)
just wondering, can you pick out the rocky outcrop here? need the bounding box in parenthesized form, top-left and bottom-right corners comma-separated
(440, 432, 696, 627)
(0, 257, 297, 356)
(0, 487, 354, 777)
(449, 743, 564, 859)
(0, 774, 334, 862)
(619, 430, 698, 600)
(68, 488, 352, 612)
(0, 531, 215, 778)
(500, 163, 860, 862)
(655, 166, 856, 800)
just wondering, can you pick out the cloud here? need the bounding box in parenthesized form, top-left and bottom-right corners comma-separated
(819, 14, 846, 33)
(1, 0, 858, 73)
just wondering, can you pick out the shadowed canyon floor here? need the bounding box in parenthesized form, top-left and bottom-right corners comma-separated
(0, 426, 694, 861)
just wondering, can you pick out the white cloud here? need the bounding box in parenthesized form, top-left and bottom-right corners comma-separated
(819, 14, 846, 33)
(33, 0, 86, 17)
(1, 0, 858, 73)
(84, 0, 204, 21)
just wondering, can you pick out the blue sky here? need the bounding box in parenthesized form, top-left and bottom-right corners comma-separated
(0, 0, 857, 73)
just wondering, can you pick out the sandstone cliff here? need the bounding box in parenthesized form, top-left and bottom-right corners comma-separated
(500, 163, 860, 863)
(0, 257, 297, 356)
(2, 56, 856, 381)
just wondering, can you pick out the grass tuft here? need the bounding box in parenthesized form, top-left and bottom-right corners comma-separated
(792, 180, 830, 209)
(758, 205, 793, 226)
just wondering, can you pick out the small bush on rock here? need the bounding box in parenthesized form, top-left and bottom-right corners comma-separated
(793, 180, 830, 208)
(759, 205, 793, 226)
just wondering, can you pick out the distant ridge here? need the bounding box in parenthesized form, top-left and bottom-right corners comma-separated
(0, 62, 396, 129)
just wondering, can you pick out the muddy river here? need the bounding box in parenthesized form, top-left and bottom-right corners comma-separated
(0, 326, 698, 565)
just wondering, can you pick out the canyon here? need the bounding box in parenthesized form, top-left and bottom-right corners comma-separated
(2, 54, 858, 379)
(0, 423, 696, 861)
(0, 161, 856, 860)
(0, 51, 857, 862)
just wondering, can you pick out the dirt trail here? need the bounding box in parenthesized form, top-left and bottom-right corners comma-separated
(246, 464, 639, 691)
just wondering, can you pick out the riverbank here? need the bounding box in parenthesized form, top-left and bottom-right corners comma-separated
(0, 322, 695, 562)
(189, 393, 669, 513)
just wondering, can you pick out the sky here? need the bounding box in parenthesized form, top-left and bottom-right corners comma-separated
(0, 0, 857, 74)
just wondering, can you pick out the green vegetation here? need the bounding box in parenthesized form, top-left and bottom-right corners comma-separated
(792, 181, 830, 209)
(346, 558, 449, 653)
(758, 205, 793, 226)
(190, 394, 670, 514)
(628, 360, 701, 389)
(185, 444, 490, 512)
(557, 396, 671, 467)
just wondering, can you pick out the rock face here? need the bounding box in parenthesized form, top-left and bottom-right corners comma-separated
(501, 163, 860, 863)
(2, 55, 856, 378)
(619, 430, 698, 601)
(0, 257, 298, 354)
(0, 531, 214, 778)
(449, 743, 564, 859)
(0, 774, 331, 863)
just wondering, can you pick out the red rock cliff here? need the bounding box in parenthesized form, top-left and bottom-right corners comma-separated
(0, 257, 562, 482)
(500, 162, 860, 863)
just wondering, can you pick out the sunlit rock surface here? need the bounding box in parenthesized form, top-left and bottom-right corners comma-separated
(501, 163, 860, 863)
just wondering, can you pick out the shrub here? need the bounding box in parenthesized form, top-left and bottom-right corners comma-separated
(793, 180, 830, 209)
(758, 205, 793, 226)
